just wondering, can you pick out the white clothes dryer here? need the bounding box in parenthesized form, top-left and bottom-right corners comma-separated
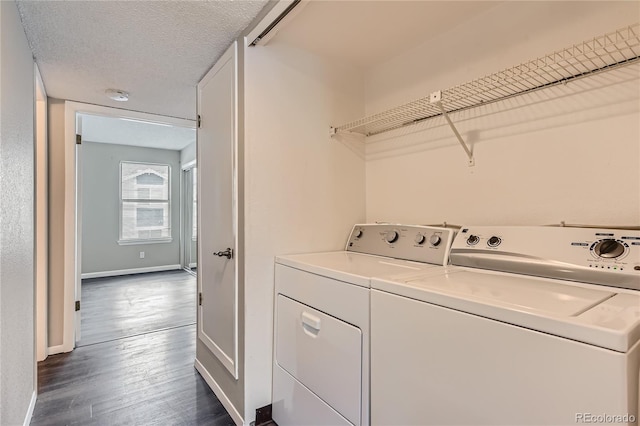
(371, 226, 640, 426)
(272, 224, 455, 426)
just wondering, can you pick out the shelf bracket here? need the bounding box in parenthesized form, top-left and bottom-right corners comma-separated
(431, 91, 474, 167)
(329, 126, 338, 137)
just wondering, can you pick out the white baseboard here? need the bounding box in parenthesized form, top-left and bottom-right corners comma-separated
(81, 264, 181, 279)
(23, 391, 36, 426)
(195, 358, 244, 426)
(188, 262, 197, 269)
(47, 344, 66, 356)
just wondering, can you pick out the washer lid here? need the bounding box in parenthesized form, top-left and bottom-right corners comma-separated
(276, 251, 438, 288)
(372, 268, 640, 352)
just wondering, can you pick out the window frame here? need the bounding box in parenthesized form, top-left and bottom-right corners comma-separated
(118, 161, 173, 245)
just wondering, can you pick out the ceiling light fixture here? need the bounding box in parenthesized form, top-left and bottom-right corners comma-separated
(105, 89, 129, 102)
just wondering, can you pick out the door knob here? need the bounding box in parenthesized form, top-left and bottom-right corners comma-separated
(214, 248, 233, 259)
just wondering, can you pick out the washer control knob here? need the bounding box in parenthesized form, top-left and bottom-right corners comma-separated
(429, 234, 442, 246)
(594, 239, 625, 259)
(385, 230, 399, 244)
(487, 236, 502, 247)
(466, 235, 480, 246)
(414, 233, 426, 245)
(354, 229, 363, 239)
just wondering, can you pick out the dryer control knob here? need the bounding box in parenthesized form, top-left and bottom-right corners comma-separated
(385, 230, 399, 244)
(354, 229, 363, 239)
(487, 236, 502, 247)
(429, 234, 442, 246)
(414, 234, 426, 245)
(467, 235, 480, 246)
(594, 239, 625, 259)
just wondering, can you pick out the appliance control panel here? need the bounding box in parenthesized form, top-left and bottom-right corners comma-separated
(346, 224, 455, 266)
(450, 226, 640, 291)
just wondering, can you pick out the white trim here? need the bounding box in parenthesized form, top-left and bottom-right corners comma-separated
(181, 159, 196, 170)
(34, 63, 49, 362)
(23, 391, 37, 426)
(245, 0, 308, 46)
(81, 264, 181, 280)
(117, 238, 173, 246)
(47, 344, 66, 356)
(194, 359, 244, 426)
(189, 262, 197, 269)
(63, 102, 77, 353)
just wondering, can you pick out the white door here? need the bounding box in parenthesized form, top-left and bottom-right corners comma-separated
(197, 41, 239, 378)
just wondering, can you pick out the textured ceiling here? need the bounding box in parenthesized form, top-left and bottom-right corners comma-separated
(16, 0, 269, 120)
(80, 114, 195, 151)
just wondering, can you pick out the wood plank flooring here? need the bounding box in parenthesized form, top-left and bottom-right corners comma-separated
(32, 325, 234, 425)
(31, 271, 234, 425)
(79, 270, 196, 346)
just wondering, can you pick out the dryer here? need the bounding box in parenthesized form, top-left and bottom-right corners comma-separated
(370, 226, 640, 426)
(272, 223, 455, 426)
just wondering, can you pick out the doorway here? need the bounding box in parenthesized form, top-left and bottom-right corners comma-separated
(181, 165, 197, 275)
(41, 101, 197, 353)
(76, 112, 196, 347)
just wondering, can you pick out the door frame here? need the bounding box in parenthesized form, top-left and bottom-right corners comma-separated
(58, 101, 195, 353)
(35, 64, 48, 362)
(180, 161, 197, 272)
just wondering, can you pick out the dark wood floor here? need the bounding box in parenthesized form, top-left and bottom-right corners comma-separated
(31, 271, 234, 425)
(79, 270, 197, 346)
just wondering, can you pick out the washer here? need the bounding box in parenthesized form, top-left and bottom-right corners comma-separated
(371, 225, 640, 426)
(272, 223, 455, 426)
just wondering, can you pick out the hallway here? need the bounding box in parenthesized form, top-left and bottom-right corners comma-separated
(30, 272, 233, 425)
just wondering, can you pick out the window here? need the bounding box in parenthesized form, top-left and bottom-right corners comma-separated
(120, 162, 171, 243)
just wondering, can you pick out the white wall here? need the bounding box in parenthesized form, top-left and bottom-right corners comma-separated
(364, 2, 640, 226)
(81, 142, 181, 275)
(243, 39, 366, 421)
(180, 141, 196, 166)
(0, 1, 36, 423)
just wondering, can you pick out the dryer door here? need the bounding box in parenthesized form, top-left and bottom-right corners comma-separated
(275, 294, 362, 425)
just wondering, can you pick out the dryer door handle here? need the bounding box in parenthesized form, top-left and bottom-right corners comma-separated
(301, 311, 321, 337)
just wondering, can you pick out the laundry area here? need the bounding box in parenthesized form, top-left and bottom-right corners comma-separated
(2, 0, 639, 425)
(200, 1, 639, 425)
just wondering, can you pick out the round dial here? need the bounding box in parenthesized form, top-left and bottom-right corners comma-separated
(354, 229, 363, 239)
(594, 239, 625, 259)
(414, 234, 426, 245)
(385, 230, 399, 244)
(487, 236, 501, 247)
(429, 234, 442, 246)
(466, 235, 480, 246)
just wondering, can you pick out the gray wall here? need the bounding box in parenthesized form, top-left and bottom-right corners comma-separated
(81, 142, 181, 274)
(0, 1, 36, 423)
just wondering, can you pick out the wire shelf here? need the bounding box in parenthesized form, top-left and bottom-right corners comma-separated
(334, 24, 640, 137)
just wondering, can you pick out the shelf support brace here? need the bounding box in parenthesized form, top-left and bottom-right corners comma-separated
(431, 91, 474, 166)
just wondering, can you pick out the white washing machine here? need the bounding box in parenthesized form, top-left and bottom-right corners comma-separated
(371, 225, 640, 426)
(272, 224, 455, 426)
